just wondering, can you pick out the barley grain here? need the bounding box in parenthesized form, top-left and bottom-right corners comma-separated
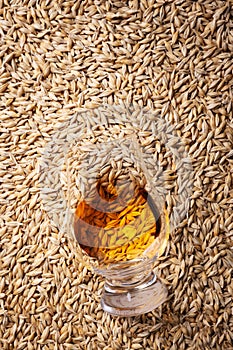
(0, 0, 233, 349)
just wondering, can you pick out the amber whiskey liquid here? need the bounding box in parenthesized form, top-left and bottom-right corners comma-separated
(74, 177, 163, 265)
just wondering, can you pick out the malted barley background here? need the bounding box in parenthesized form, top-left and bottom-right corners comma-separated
(0, 0, 233, 349)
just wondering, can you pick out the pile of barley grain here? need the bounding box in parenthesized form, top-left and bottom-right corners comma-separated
(0, 0, 233, 349)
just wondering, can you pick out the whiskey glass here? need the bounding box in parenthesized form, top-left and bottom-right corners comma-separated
(66, 135, 169, 317)
(40, 105, 192, 317)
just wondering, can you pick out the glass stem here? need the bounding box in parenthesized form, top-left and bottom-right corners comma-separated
(105, 270, 156, 292)
(101, 268, 168, 317)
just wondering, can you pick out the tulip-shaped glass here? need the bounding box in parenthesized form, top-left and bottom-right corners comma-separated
(66, 135, 170, 316)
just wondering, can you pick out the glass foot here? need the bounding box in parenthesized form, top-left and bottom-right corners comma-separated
(101, 272, 168, 317)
